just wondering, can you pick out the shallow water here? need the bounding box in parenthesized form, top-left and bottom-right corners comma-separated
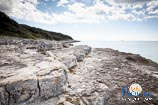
(74, 41, 158, 63)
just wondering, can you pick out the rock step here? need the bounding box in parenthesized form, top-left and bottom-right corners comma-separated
(0, 44, 92, 105)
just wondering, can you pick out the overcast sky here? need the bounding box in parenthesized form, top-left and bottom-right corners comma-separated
(0, 0, 158, 41)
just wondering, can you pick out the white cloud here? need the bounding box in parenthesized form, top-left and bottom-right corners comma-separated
(0, 0, 158, 24)
(0, 0, 15, 13)
(57, 0, 69, 7)
(0, 0, 57, 24)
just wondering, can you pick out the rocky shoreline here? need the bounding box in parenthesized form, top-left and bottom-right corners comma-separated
(0, 39, 158, 105)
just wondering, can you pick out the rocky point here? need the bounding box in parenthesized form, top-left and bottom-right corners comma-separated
(0, 38, 158, 105)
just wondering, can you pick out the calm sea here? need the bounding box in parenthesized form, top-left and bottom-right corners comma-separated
(74, 41, 158, 63)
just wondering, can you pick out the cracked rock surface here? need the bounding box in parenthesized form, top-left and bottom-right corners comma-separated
(0, 39, 158, 105)
(66, 48, 158, 105)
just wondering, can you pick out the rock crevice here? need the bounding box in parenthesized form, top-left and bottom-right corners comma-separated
(0, 39, 158, 105)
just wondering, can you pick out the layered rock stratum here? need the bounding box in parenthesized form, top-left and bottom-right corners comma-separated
(0, 38, 158, 105)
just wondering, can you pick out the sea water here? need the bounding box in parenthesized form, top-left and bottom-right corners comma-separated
(74, 41, 158, 63)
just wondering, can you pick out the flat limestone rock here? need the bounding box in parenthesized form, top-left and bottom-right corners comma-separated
(51, 45, 91, 69)
(27, 48, 158, 105)
(0, 39, 158, 105)
(66, 48, 158, 105)
(0, 41, 92, 105)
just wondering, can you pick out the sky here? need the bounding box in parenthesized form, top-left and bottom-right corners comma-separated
(0, 0, 158, 41)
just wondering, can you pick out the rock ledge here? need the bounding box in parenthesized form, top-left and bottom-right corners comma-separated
(0, 39, 158, 105)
